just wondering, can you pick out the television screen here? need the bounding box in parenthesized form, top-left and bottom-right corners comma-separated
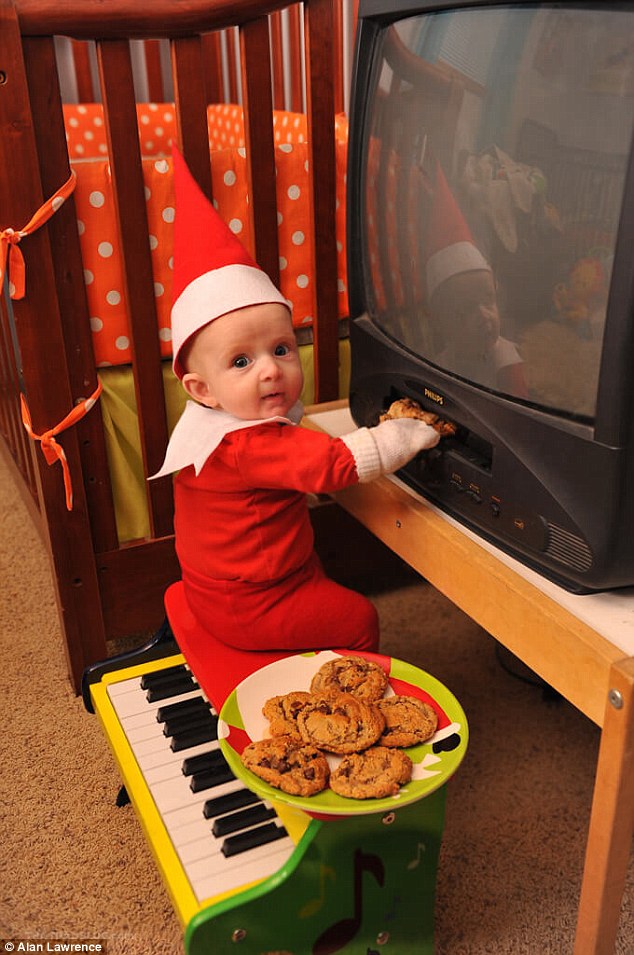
(348, 1, 634, 591)
(358, 4, 633, 421)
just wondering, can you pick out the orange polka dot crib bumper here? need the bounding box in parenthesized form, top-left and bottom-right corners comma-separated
(65, 104, 350, 367)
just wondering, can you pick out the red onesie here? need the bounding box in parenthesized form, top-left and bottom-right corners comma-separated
(173, 419, 379, 653)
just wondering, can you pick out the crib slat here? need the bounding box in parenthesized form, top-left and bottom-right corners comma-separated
(304, 0, 339, 400)
(333, 0, 344, 114)
(71, 38, 95, 102)
(96, 39, 174, 538)
(201, 32, 224, 104)
(287, 4, 304, 114)
(144, 39, 165, 102)
(172, 36, 214, 201)
(23, 35, 121, 554)
(225, 27, 240, 104)
(240, 17, 280, 284)
(0, 300, 15, 451)
(0, 297, 23, 468)
(0, 295, 39, 502)
(269, 11, 285, 111)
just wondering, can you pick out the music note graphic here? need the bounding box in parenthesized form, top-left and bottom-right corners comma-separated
(299, 865, 336, 918)
(407, 841, 426, 870)
(312, 849, 385, 955)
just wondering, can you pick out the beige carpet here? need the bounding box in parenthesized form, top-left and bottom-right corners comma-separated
(1, 445, 632, 955)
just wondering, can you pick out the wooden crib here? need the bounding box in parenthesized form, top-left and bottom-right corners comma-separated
(0, 0, 353, 691)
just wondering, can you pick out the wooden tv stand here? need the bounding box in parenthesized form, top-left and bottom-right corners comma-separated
(307, 401, 634, 955)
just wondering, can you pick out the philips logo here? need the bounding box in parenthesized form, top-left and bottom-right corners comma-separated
(424, 388, 444, 405)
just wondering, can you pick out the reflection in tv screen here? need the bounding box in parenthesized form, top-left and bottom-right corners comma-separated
(363, 6, 630, 422)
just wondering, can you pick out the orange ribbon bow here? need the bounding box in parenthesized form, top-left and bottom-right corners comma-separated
(0, 172, 76, 300)
(21, 379, 103, 511)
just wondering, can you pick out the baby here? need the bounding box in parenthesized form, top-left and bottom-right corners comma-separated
(430, 266, 528, 398)
(155, 148, 442, 654)
(425, 161, 528, 398)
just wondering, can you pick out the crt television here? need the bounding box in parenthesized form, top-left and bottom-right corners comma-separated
(347, 0, 634, 593)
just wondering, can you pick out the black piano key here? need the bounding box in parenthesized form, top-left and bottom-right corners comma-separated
(170, 722, 218, 752)
(141, 664, 188, 688)
(222, 822, 288, 858)
(156, 697, 211, 723)
(163, 710, 218, 739)
(212, 804, 276, 838)
(147, 674, 199, 703)
(181, 749, 225, 777)
(203, 788, 261, 819)
(145, 670, 198, 692)
(190, 763, 235, 792)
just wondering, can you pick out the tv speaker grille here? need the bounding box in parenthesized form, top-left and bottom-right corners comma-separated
(545, 523, 593, 572)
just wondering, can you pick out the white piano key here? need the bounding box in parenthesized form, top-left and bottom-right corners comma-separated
(143, 744, 220, 787)
(108, 684, 204, 720)
(162, 779, 246, 834)
(126, 719, 172, 745)
(125, 715, 217, 748)
(191, 837, 294, 901)
(187, 827, 287, 882)
(122, 701, 212, 734)
(155, 770, 247, 816)
(167, 816, 213, 848)
(177, 834, 223, 866)
(138, 771, 197, 815)
(107, 677, 143, 698)
(135, 739, 215, 773)
(176, 815, 283, 867)
(130, 732, 181, 759)
(120, 708, 162, 733)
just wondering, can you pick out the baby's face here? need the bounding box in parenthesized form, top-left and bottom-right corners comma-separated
(182, 302, 303, 419)
(433, 269, 500, 359)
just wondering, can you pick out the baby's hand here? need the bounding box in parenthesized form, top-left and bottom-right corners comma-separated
(370, 417, 440, 473)
(341, 418, 440, 483)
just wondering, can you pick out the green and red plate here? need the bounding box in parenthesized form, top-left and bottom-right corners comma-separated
(218, 650, 468, 816)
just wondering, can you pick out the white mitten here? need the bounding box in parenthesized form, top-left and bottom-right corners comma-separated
(341, 418, 440, 483)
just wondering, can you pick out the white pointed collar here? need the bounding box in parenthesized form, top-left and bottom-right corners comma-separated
(151, 399, 304, 479)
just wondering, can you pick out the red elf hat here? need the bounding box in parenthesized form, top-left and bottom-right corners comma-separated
(426, 162, 490, 301)
(170, 146, 290, 379)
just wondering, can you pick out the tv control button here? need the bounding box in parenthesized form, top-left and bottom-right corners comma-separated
(490, 501, 501, 517)
(466, 489, 481, 504)
(508, 514, 548, 551)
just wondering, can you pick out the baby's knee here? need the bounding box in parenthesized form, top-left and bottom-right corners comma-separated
(348, 595, 380, 652)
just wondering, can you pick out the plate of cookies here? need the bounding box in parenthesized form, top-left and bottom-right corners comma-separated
(218, 650, 468, 816)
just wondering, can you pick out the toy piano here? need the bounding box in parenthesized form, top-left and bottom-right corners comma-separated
(83, 583, 468, 954)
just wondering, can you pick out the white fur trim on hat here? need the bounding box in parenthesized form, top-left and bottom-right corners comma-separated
(427, 240, 490, 301)
(172, 262, 291, 377)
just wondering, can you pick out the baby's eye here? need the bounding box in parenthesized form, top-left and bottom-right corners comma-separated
(274, 343, 290, 357)
(233, 355, 250, 369)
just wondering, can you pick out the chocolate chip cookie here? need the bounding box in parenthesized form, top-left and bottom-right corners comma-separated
(376, 695, 438, 747)
(241, 735, 330, 796)
(329, 746, 413, 799)
(380, 397, 456, 437)
(310, 655, 389, 702)
(296, 693, 385, 754)
(262, 691, 313, 738)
